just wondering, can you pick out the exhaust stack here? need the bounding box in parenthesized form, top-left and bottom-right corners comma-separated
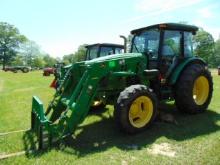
(120, 35, 127, 53)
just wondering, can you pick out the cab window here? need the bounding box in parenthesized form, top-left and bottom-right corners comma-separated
(132, 29, 160, 60)
(184, 32, 193, 57)
(162, 30, 181, 57)
(115, 47, 124, 54)
(86, 49, 90, 60)
(100, 47, 114, 57)
(89, 46, 99, 60)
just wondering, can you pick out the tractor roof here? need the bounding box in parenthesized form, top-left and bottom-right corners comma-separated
(131, 23, 199, 35)
(85, 43, 124, 48)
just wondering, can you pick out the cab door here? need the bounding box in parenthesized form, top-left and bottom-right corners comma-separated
(159, 30, 182, 77)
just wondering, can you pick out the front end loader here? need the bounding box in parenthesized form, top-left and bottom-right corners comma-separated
(31, 23, 213, 149)
(31, 53, 147, 149)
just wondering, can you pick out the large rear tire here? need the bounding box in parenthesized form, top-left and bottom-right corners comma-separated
(114, 85, 158, 134)
(175, 64, 213, 114)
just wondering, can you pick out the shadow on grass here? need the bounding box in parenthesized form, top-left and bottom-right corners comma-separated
(22, 103, 220, 158)
(22, 130, 49, 158)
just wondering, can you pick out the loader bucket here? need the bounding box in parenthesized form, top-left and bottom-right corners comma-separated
(30, 64, 108, 150)
(31, 96, 48, 126)
(31, 96, 54, 150)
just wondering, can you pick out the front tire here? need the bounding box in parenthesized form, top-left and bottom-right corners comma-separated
(22, 68, 29, 73)
(175, 64, 213, 114)
(114, 85, 158, 134)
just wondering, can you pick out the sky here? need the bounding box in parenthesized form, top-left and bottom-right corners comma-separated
(0, 0, 219, 57)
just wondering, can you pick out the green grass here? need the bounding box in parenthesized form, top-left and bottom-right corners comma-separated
(0, 70, 220, 165)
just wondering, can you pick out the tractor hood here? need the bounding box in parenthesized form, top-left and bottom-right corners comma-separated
(85, 53, 143, 65)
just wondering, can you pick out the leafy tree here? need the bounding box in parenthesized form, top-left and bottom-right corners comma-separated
(214, 38, 220, 67)
(72, 44, 87, 63)
(193, 28, 215, 66)
(43, 54, 57, 67)
(0, 22, 27, 69)
(11, 55, 24, 66)
(63, 53, 74, 64)
(20, 40, 41, 66)
(62, 44, 87, 64)
(32, 57, 45, 68)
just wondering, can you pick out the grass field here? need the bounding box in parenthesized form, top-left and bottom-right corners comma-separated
(0, 70, 219, 165)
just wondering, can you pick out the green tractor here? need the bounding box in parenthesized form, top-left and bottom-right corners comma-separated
(51, 43, 124, 110)
(85, 43, 124, 60)
(31, 23, 213, 149)
(52, 43, 124, 89)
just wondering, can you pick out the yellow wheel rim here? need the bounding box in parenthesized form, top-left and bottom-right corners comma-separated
(129, 96, 153, 128)
(193, 76, 209, 105)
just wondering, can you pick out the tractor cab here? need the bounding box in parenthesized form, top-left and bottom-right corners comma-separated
(51, 43, 124, 89)
(130, 23, 198, 77)
(85, 43, 124, 60)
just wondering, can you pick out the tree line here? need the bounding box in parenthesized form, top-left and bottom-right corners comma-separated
(0, 22, 58, 69)
(193, 28, 220, 67)
(0, 22, 220, 69)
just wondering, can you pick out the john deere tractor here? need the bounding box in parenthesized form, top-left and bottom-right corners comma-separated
(51, 43, 124, 109)
(85, 43, 124, 60)
(52, 43, 124, 89)
(31, 23, 213, 149)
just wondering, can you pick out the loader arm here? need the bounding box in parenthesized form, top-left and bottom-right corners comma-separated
(31, 65, 108, 148)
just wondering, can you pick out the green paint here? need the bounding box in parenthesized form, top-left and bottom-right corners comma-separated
(169, 57, 205, 85)
(108, 61, 116, 68)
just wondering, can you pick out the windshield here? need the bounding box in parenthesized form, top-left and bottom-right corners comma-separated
(100, 47, 114, 57)
(132, 29, 160, 59)
(115, 47, 124, 54)
(86, 46, 99, 60)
